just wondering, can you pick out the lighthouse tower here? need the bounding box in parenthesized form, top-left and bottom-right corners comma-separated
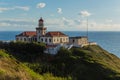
(36, 17, 47, 42)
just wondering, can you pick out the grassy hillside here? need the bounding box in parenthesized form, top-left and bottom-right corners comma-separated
(42, 45, 120, 80)
(0, 49, 42, 80)
(82, 45, 120, 73)
(0, 42, 120, 80)
(0, 49, 70, 80)
(68, 45, 120, 80)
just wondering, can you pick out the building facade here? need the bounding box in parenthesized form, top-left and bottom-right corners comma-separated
(69, 36, 88, 47)
(16, 17, 90, 54)
(16, 31, 37, 42)
(40, 32, 69, 44)
(16, 17, 69, 45)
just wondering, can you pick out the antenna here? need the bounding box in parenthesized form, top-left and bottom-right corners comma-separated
(87, 17, 88, 38)
(86, 17, 89, 44)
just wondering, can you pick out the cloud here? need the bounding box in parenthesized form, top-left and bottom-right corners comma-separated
(46, 18, 61, 25)
(74, 19, 81, 25)
(37, 3, 46, 8)
(79, 11, 91, 17)
(57, 8, 62, 14)
(45, 17, 76, 31)
(0, 6, 30, 13)
(0, 18, 36, 31)
(62, 17, 74, 26)
(0, 18, 36, 28)
(1, 17, 120, 31)
(89, 22, 97, 27)
(15, 6, 30, 11)
(0, 22, 11, 26)
(0, 7, 14, 13)
(105, 19, 112, 23)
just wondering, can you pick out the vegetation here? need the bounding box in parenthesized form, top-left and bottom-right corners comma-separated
(0, 41, 120, 80)
(0, 50, 42, 80)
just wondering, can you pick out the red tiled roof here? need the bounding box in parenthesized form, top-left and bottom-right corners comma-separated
(45, 31, 68, 37)
(16, 31, 36, 37)
(16, 31, 68, 37)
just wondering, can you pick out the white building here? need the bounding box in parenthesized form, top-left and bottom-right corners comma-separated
(16, 31, 37, 42)
(16, 17, 69, 45)
(69, 36, 88, 47)
(16, 17, 91, 54)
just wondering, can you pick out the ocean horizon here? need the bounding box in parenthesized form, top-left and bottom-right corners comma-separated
(0, 31, 120, 57)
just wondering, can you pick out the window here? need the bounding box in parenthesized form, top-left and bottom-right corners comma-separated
(41, 38, 43, 42)
(57, 38, 59, 41)
(66, 38, 68, 41)
(49, 39, 51, 42)
(60, 38, 62, 43)
(45, 38, 47, 42)
(63, 38, 65, 41)
(32, 38, 34, 41)
(73, 39, 75, 43)
(29, 38, 31, 41)
(24, 38, 26, 41)
(54, 39, 56, 42)
(35, 38, 37, 41)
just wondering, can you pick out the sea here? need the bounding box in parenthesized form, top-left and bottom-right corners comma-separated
(0, 31, 120, 57)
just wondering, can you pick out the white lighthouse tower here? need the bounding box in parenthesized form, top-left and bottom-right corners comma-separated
(36, 17, 47, 42)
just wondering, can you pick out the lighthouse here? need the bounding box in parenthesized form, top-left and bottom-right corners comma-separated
(36, 17, 47, 42)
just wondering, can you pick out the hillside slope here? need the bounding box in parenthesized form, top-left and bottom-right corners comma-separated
(0, 49, 71, 80)
(79, 45, 120, 79)
(0, 42, 120, 80)
(50, 45, 120, 80)
(82, 45, 120, 73)
(0, 50, 42, 80)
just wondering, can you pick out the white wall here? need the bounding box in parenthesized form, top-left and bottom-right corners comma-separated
(16, 36, 36, 42)
(40, 36, 69, 45)
(69, 37, 88, 46)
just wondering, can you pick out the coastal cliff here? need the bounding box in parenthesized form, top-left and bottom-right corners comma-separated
(0, 42, 120, 80)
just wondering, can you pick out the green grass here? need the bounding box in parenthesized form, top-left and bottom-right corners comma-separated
(0, 49, 71, 80)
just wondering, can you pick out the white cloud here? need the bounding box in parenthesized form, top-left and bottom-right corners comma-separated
(43, 17, 76, 31)
(62, 17, 75, 26)
(0, 22, 11, 26)
(0, 7, 14, 13)
(84, 21, 120, 31)
(37, 3, 46, 8)
(90, 22, 97, 27)
(79, 11, 91, 17)
(57, 8, 62, 14)
(46, 18, 61, 25)
(1, 17, 120, 31)
(15, 6, 30, 11)
(50, 14, 55, 17)
(0, 6, 30, 13)
(74, 19, 81, 25)
(0, 18, 36, 31)
(105, 19, 113, 23)
(0, 18, 36, 29)
(0, 18, 33, 22)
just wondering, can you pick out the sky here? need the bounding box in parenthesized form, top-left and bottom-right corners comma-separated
(0, 0, 120, 31)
